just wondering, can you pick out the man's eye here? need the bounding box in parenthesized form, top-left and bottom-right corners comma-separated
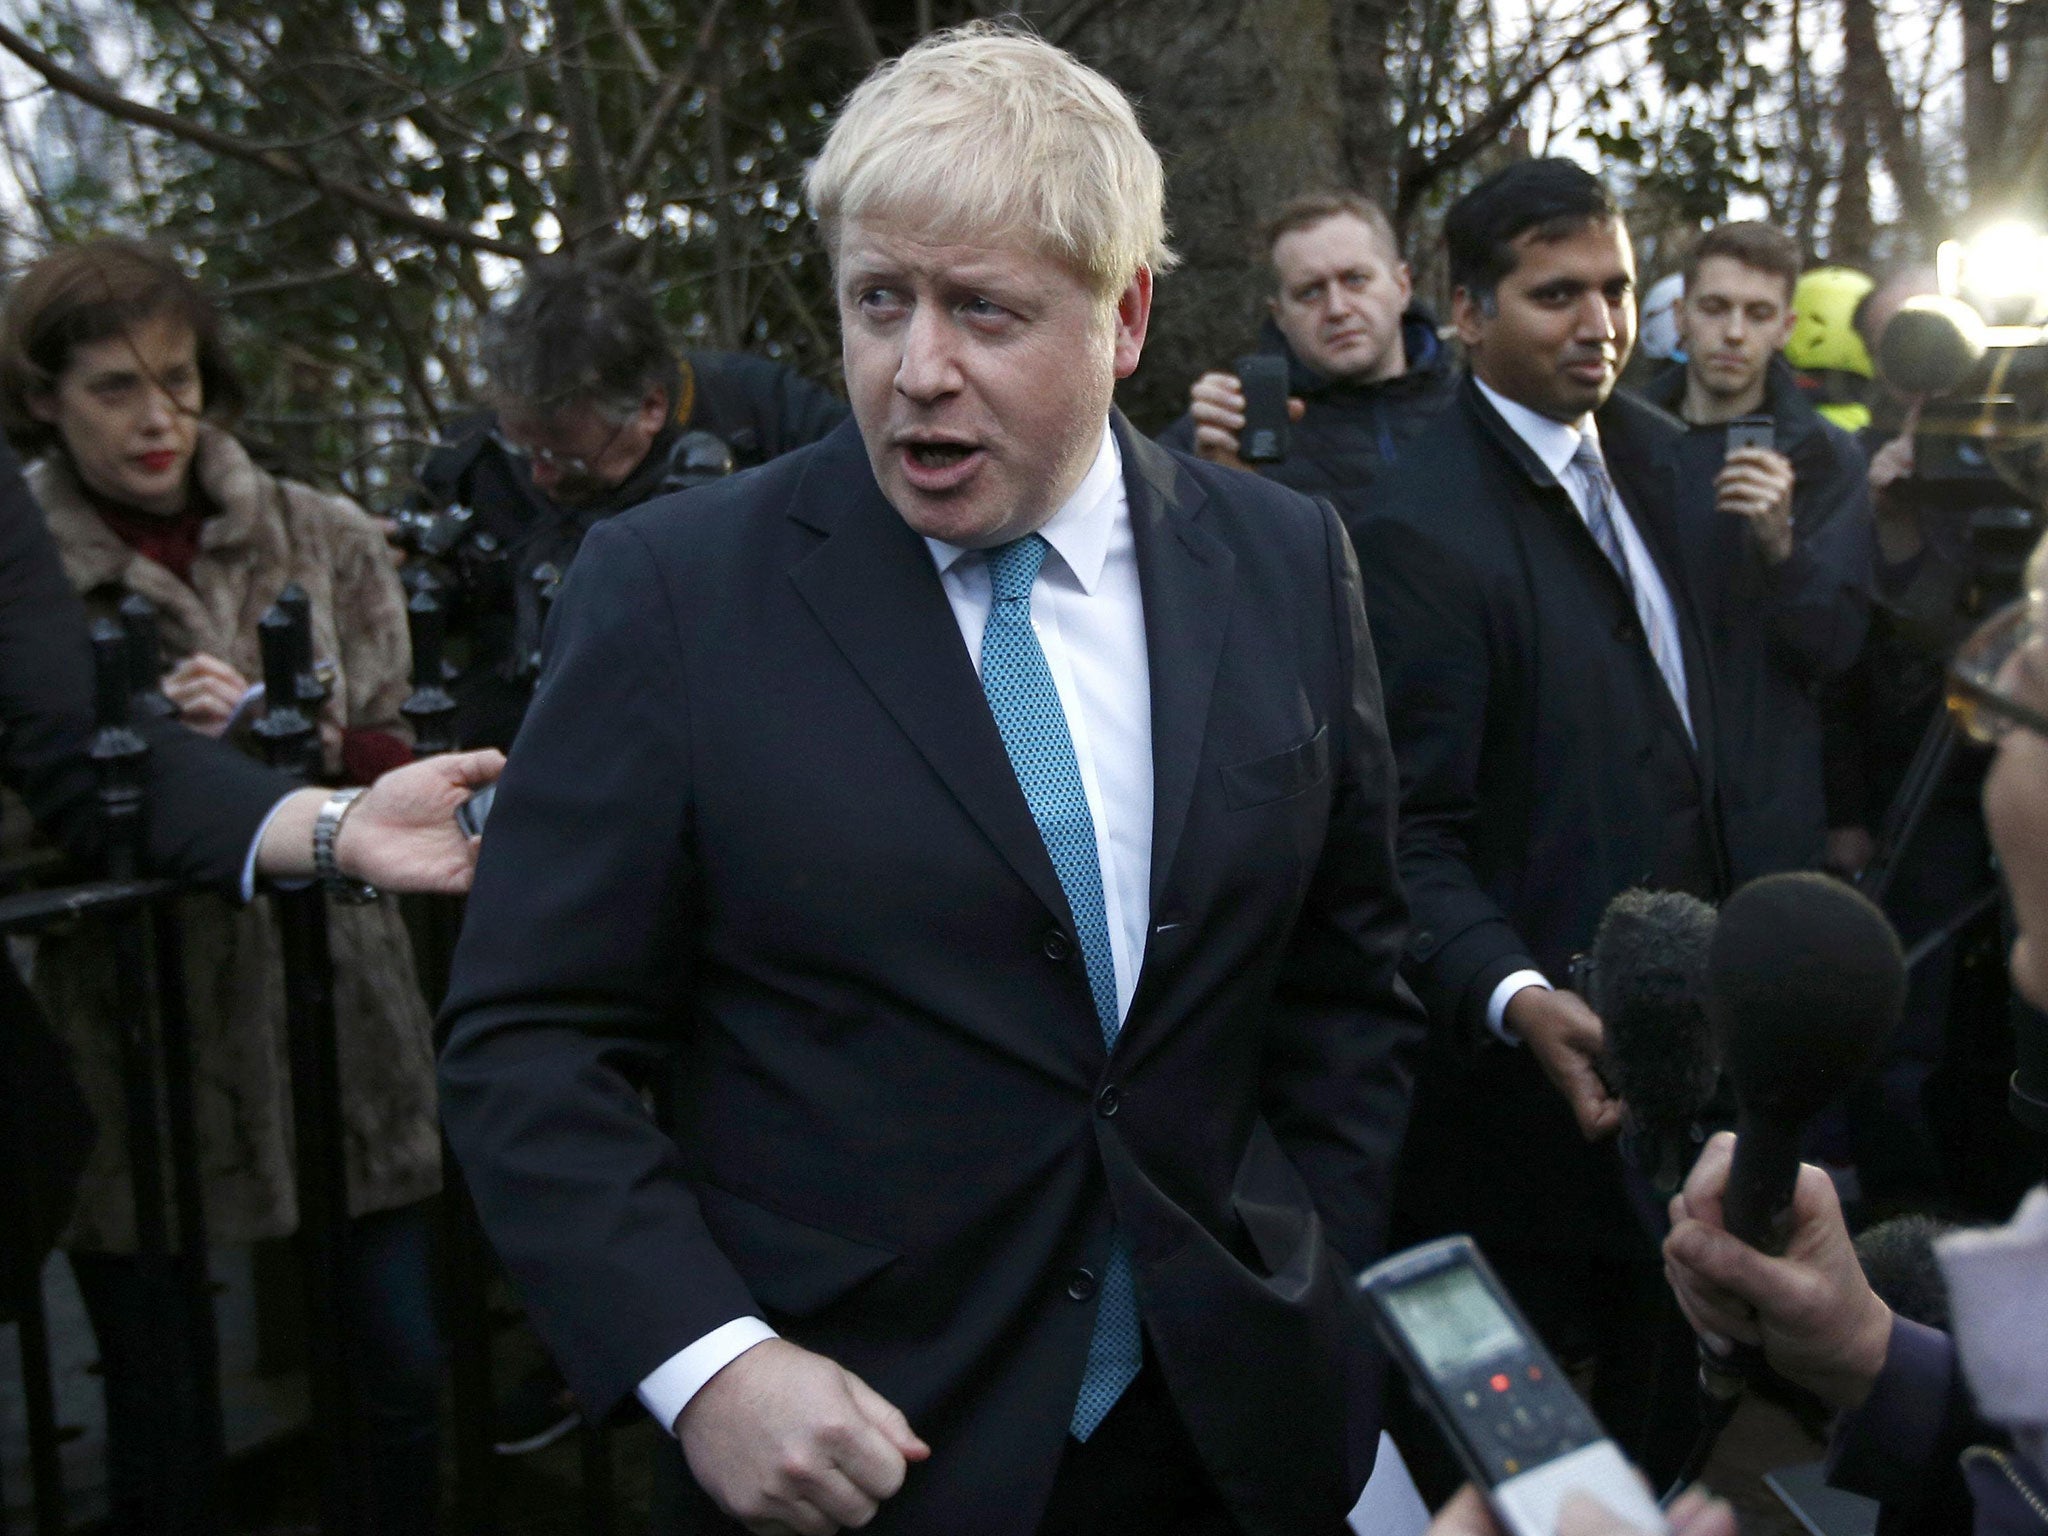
(857, 287, 904, 312)
(961, 296, 1008, 319)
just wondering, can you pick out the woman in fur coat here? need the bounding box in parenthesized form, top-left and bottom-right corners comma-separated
(0, 239, 442, 1534)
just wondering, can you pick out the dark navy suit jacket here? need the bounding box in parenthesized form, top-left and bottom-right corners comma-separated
(438, 413, 1425, 1534)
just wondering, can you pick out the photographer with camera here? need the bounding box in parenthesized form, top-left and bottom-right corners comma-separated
(1155, 191, 1456, 521)
(409, 263, 846, 749)
(1636, 223, 1875, 884)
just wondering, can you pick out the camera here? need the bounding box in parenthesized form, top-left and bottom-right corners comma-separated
(1876, 225, 2048, 604)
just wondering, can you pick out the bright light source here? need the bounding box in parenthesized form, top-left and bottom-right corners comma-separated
(1940, 223, 2048, 323)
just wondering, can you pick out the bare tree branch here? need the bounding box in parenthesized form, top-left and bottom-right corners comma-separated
(833, 0, 883, 68)
(0, 19, 542, 260)
(598, 0, 662, 84)
(1395, 0, 1635, 218)
(617, 0, 728, 195)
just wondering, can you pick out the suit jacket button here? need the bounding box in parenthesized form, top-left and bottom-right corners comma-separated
(1096, 1085, 1120, 1118)
(1066, 1268, 1097, 1301)
(1042, 930, 1073, 961)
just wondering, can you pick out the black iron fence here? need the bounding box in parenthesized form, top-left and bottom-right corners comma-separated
(1, 584, 614, 1535)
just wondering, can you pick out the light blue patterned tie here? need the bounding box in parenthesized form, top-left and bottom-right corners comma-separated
(980, 534, 1142, 1442)
(1569, 435, 1635, 600)
(1571, 436, 1694, 737)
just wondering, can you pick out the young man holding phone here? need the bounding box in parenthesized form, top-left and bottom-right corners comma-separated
(1638, 222, 1875, 884)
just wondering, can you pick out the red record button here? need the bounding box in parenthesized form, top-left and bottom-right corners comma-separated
(1489, 1373, 1511, 1393)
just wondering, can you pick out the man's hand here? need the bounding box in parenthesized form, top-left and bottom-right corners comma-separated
(162, 653, 253, 737)
(1662, 1131, 1894, 1410)
(1868, 405, 1924, 566)
(1824, 826, 1877, 880)
(253, 750, 505, 893)
(1186, 370, 1305, 470)
(677, 1339, 930, 1535)
(1505, 986, 1623, 1140)
(1716, 447, 1796, 564)
(1427, 1482, 1737, 1535)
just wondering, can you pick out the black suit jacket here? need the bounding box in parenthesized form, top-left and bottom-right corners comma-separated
(438, 414, 1425, 1534)
(1350, 379, 1728, 1259)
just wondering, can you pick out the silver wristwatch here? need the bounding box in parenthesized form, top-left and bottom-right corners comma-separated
(313, 787, 379, 904)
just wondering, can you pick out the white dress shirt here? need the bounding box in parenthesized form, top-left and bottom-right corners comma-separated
(1473, 380, 1693, 1042)
(638, 420, 1156, 1432)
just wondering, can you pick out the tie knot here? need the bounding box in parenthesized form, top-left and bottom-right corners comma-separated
(1572, 435, 1609, 479)
(985, 534, 1049, 601)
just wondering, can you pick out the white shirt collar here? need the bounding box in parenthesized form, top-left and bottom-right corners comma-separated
(1473, 377, 1600, 482)
(924, 420, 1123, 593)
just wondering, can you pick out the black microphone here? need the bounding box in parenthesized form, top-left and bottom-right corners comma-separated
(1587, 889, 1720, 1194)
(1709, 871, 1907, 1256)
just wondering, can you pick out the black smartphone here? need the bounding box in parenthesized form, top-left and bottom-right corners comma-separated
(1725, 415, 1775, 456)
(1235, 354, 1291, 464)
(456, 783, 496, 840)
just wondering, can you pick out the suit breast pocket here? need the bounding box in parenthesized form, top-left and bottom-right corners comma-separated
(1220, 725, 1330, 811)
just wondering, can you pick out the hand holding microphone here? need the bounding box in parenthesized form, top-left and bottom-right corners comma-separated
(1664, 870, 1907, 1407)
(1662, 1131, 1896, 1411)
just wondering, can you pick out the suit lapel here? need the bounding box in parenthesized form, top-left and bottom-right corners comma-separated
(1118, 417, 1235, 923)
(1467, 382, 1709, 777)
(785, 421, 1077, 931)
(1601, 403, 1720, 793)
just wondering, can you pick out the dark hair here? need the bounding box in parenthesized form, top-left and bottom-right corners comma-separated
(480, 263, 680, 421)
(0, 240, 243, 455)
(1444, 158, 1621, 310)
(1259, 191, 1401, 284)
(1682, 222, 1803, 301)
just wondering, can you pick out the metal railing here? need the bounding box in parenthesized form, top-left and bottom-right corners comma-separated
(2, 585, 618, 1535)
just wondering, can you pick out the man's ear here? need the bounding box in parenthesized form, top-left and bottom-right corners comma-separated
(1394, 262, 1415, 309)
(1450, 287, 1488, 351)
(640, 384, 672, 431)
(25, 389, 59, 426)
(1111, 267, 1153, 379)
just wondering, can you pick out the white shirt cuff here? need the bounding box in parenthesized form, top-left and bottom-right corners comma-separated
(240, 794, 298, 902)
(636, 1317, 780, 1436)
(1486, 971, 1551, 1045)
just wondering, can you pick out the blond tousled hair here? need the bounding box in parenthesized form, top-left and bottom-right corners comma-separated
(804, 21, 1178, 297)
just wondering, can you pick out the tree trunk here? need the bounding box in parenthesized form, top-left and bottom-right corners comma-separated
(1331, 0, 1401, 209)
(1960, 0, 2003, 203)
(1830, 0, 1875, 265)
(1839, 0, 1941, 255)
(1999, 0, 2048, 221)
(550, 0, 619, 249)
(1043, 0, 1347, 430)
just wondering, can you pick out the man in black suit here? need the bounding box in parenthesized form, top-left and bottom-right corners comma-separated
(437, 21, 1423, 1536)
(1349, 160, 1727, 1489)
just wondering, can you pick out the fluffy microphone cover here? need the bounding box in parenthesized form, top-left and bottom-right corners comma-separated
(1591, 890, 1720, 1191)
(1855, 1214, 1958, 1331)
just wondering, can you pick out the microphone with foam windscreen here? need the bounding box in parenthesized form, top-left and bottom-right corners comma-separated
(1586, 890, 1720, 1195)
(1666, 873, 1910, 1497)
(1854, 1214, 1958, 1332)
(1709, 871, 1908, 1256)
